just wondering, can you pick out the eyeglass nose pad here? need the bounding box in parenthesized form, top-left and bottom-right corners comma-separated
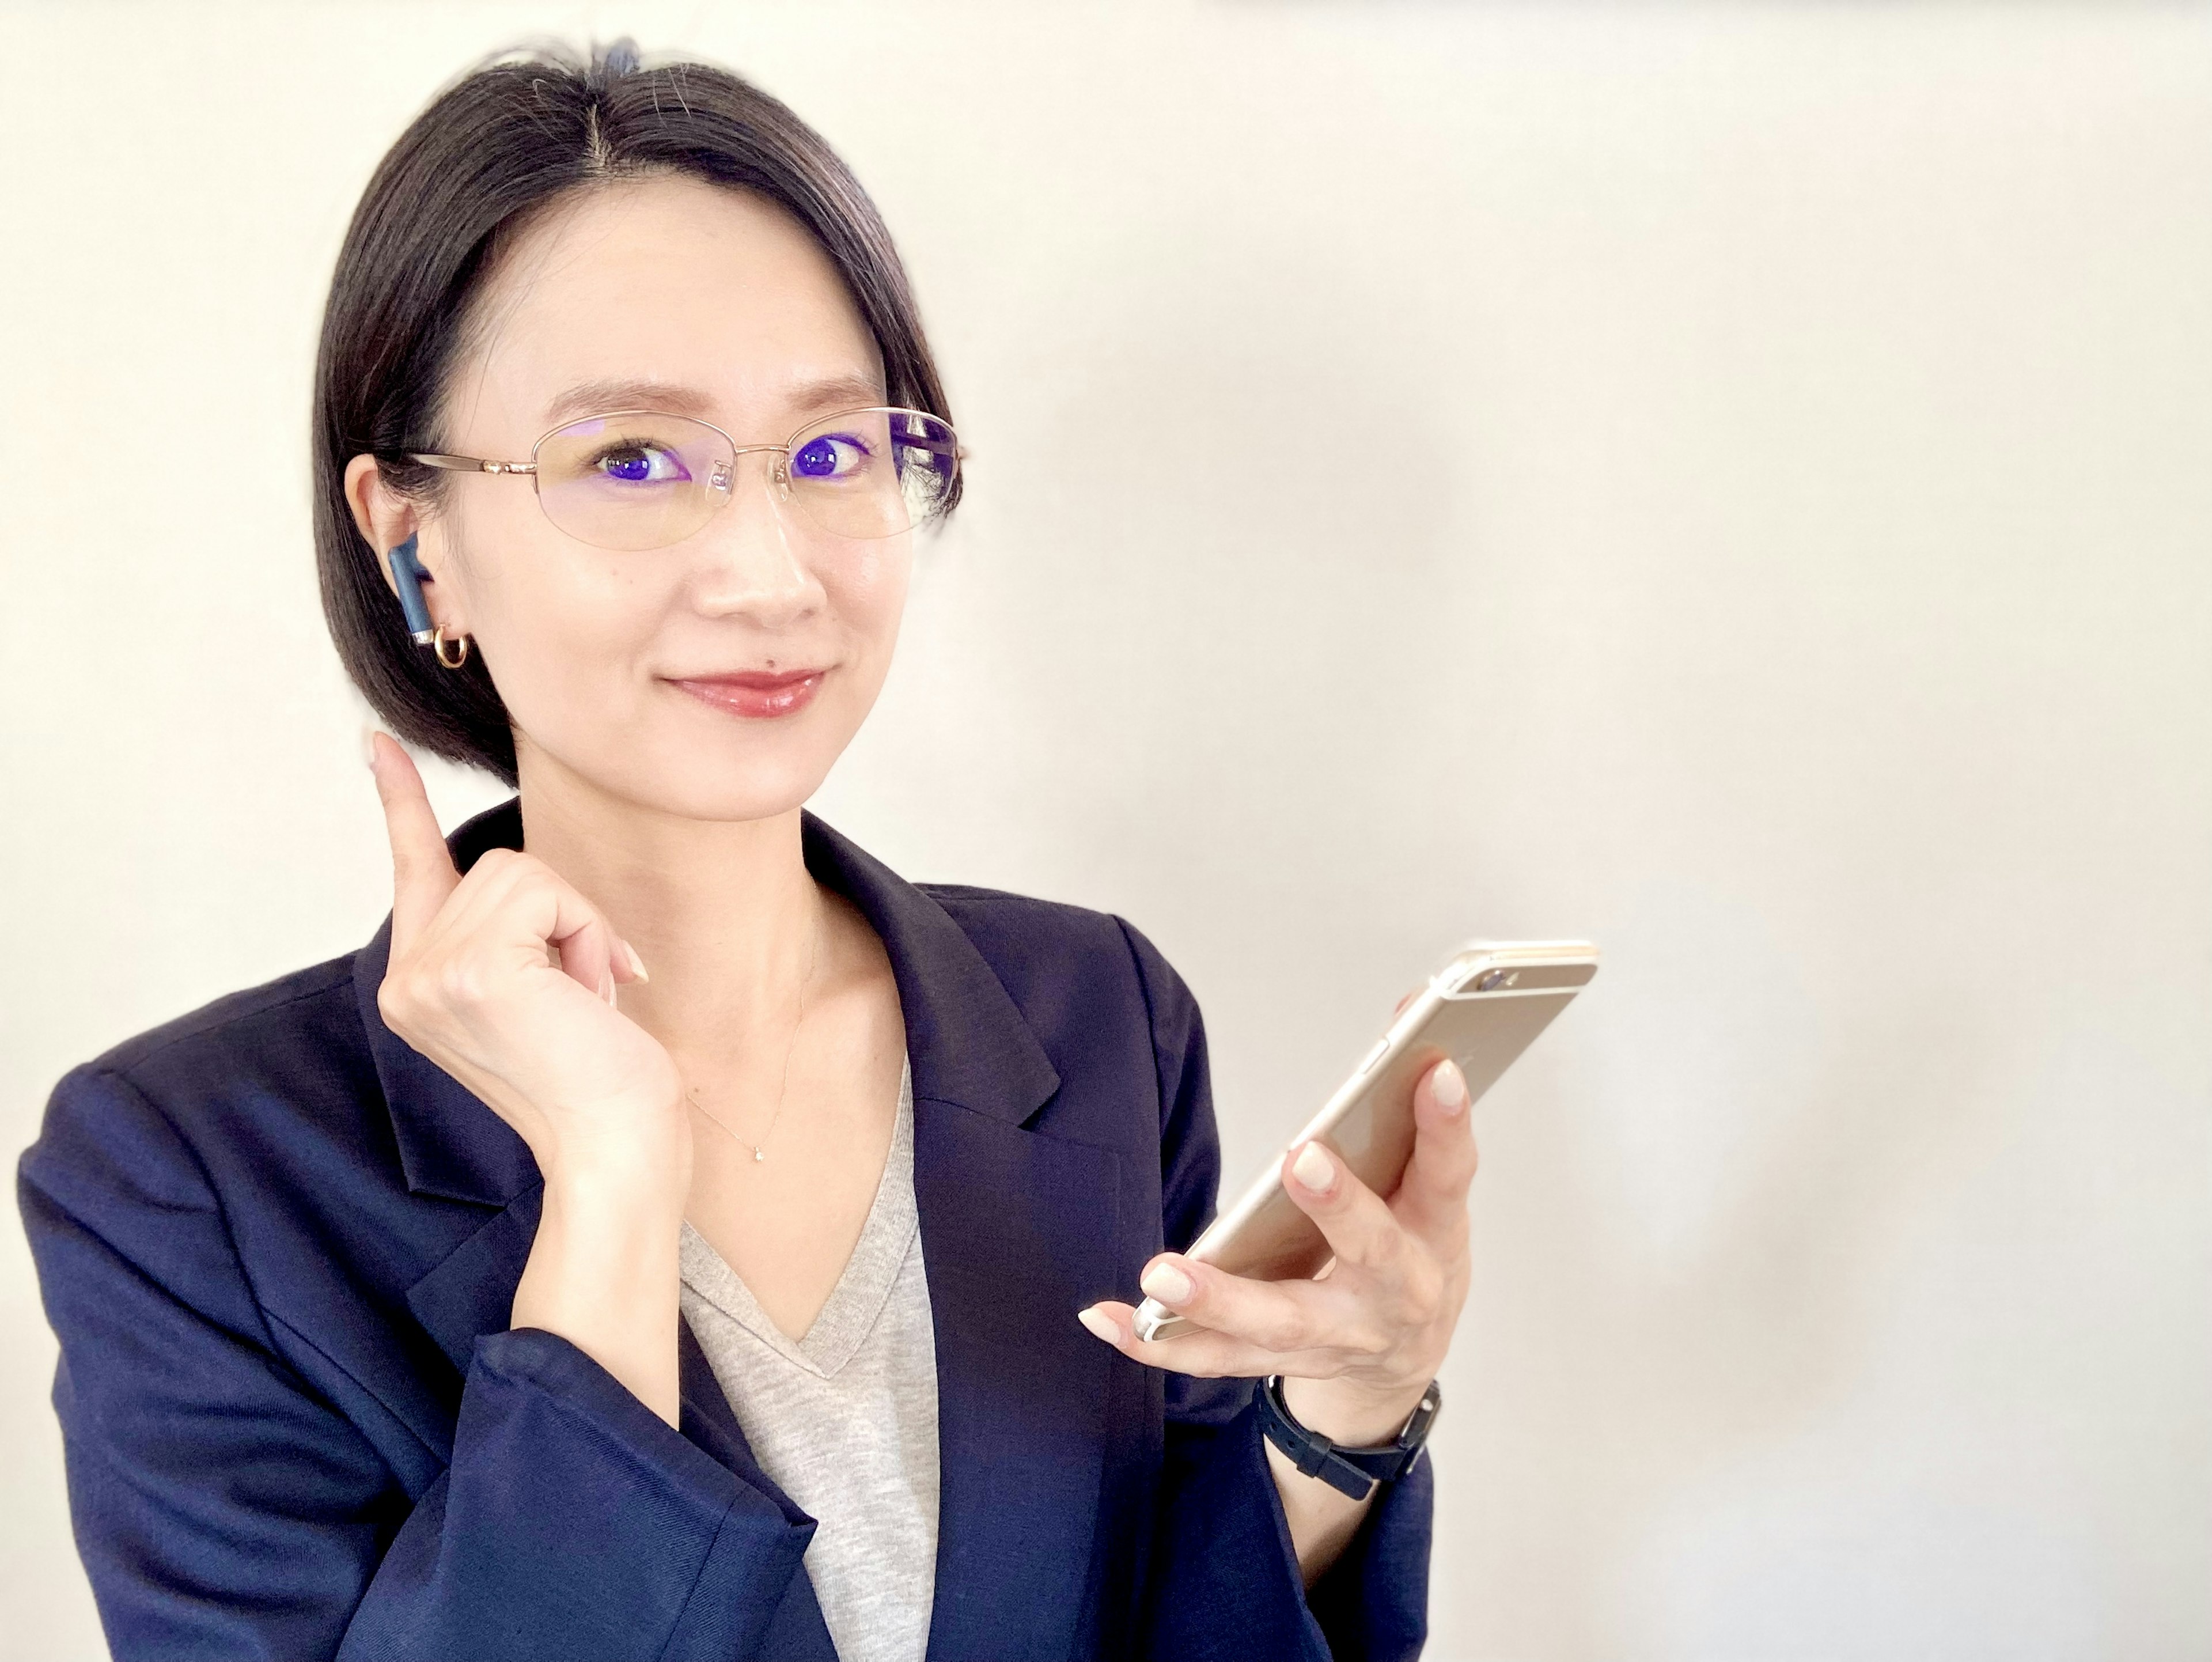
(768, 459, 793, 502)
(709, 458, 734, 496)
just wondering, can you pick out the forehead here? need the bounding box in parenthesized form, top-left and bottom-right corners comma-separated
(446, 172, 885, 441)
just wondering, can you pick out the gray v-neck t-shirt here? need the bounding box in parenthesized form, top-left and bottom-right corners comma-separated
(678, 1060, 939, 1662)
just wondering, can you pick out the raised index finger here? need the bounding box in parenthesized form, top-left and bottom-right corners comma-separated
(366, 730, 460, 953)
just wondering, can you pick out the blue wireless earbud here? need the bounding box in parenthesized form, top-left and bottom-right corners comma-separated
(386, 534, 436, 645)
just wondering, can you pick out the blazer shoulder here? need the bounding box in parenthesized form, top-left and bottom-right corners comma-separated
(916, 881, 1200, 1036)
(919, 880, 1127, 975)
(81, 951, 363, 1085)
(918, 880, 1122, 948)
(32, 952, 373, 1192)
(22, 951, 370, 1231)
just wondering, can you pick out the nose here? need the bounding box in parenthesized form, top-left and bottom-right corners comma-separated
(684, 448, 825, 629)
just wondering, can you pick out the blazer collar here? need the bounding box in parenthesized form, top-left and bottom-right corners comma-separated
(799, 811, 1062, 1127)
(358, 798, 1064, 1209)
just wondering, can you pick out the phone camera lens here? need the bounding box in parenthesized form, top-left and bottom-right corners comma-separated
(1474, 969, 1507, 991)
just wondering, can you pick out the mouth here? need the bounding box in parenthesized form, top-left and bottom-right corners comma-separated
(668, 667, 827, 720)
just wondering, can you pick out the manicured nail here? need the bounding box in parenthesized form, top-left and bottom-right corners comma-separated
(1140, 1261, 1194, 1306)
(600, 969, 618, 1008)
(1077, 1306, 1121, 1345)
(621, 940, 650, 982)
(362, 726, 381, 770)
(1291, 1140, 1335, 1193)
(1433, 1058, 1468, 1115)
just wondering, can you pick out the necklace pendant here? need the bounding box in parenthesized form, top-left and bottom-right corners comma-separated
(753, 1148, 766, 1163)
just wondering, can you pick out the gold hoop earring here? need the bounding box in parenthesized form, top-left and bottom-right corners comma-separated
(432, 627, 471, 670)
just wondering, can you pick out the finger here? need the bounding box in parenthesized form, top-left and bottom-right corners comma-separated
(1392, 983, 1422, 1017)
(498, 855, 630, 1006)
(1131, 1252, 1373, 1361)
(1390, 1057, 1479, 1245)
(366, 731, 460, 954)
(554, 910, 623, 1006)
(1282, 1137, 1408, 1275)
(1076, 1300, 1330, 1380)
(419, 848, 632, 1008)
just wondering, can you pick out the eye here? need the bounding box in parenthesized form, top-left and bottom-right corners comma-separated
(590, 442, 692, 485)
(790, 433, 871, 481)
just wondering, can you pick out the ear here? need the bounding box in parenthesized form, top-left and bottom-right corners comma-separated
(344, 455, 463, 630)
(345, 455, 416, 594)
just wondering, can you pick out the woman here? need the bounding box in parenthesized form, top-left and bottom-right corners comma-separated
(18, 41, 1469, 1662)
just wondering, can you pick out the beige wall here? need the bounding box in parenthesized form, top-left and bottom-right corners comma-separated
(3, 3, 2206, 1657)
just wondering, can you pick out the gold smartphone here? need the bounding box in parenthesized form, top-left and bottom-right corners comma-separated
(1132, 940, 1599, 1342)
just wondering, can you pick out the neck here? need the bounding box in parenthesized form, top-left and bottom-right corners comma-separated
(512, 743, 823, 1060)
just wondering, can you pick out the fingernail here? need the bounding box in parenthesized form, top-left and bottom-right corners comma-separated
(362, 726, 381, 770)
(1433, 1058, 1468, 1115)
(622, 939, 650, 983)
(1291, 1140, 1335, 1193)
(1139, 1261, 1194, 1305)
(1077, 1306, 1121, 1344)
(600, 970, 618, 1008)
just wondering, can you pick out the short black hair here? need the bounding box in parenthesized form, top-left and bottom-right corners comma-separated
(313, 40, 955, 785)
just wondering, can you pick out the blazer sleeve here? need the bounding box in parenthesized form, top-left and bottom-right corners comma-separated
(17, 1065, 814, 1662)
(1115, 922, 1435, 1662)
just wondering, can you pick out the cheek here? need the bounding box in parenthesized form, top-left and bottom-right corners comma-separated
(826, 540, 914, 669)
(448, 500, 667, 720)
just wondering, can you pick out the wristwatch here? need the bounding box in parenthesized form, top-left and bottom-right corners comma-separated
(1256, 1375, 1442, 1502)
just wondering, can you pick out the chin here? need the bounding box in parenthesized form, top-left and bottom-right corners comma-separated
(602, 707, 857, 823)
(516, 672, 881, 824)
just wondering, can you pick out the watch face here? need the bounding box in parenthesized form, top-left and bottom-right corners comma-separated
(1401, 1381, 1443, 1447)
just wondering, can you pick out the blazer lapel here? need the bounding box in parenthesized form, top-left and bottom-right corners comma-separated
(803, 817, 1123, 1662)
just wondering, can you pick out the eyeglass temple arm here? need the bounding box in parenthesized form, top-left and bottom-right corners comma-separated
(408, 452, 537, 476)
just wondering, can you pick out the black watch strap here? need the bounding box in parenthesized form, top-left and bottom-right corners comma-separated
(1256, 1375, 1442, 1502)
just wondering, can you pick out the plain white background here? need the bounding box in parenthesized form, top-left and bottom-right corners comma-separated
(3, 3, 2207, 1657)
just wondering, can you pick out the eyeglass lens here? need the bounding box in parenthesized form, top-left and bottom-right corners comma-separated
(531, 409, 957, 551)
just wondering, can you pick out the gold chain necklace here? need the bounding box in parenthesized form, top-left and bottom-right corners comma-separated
(684, 903, 823, 1164)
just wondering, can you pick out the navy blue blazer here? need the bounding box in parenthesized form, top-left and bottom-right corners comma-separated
(20, 804, 1431, 1661)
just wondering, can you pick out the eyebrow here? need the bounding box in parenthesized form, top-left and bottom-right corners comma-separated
(544, 378, 715, 425)
(543, 373, 893, 431)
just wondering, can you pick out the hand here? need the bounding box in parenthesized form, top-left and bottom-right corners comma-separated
(1080, 1055, 1476, 1448)
(367, 733, 686, 1199)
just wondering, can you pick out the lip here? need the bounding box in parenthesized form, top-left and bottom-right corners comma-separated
(669, 667, 827, 720)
